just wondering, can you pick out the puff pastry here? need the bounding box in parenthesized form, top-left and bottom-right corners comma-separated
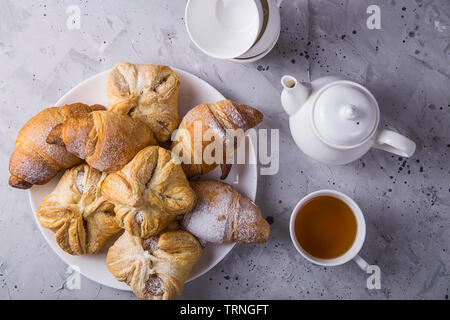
(181, 181, 270, 244)
(101, 146, 197, 239)
(37, 164, 121, 255)
(171, 100, 263, 179)
(107, 62, 180, 143)
(47, 110, 157, 173)
(106, 226, 201, 300)
(9, 103, 104, 189)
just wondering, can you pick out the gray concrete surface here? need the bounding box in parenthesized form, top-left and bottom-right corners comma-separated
(0, 0, 449, 299)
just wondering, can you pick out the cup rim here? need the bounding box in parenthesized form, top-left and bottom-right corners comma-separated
(289, 189, 366, 267)
(237, 0, 281, 59)
(185, 0, 262, 59)
(229, 25, 280, 62)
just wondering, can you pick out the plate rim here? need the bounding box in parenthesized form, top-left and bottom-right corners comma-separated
(27, 66, 258, 291)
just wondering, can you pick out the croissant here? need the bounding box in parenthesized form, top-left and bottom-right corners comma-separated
(101, 146, 197, 239)
(107, 62, 180, 143)
(171, 100, 263, 179)
(181, 181, 270, 244)
(9, 103, 104, 189)
(46, 110, 157, 173)
(106, 227, 201, 300)
(37, 164, 121, 255)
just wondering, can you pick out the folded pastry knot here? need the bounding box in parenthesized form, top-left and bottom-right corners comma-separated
(106, 228, 201, 300)
(101, 146, 197, 239)
(107, 62, 180, 143)
(37, 164, 121, 255)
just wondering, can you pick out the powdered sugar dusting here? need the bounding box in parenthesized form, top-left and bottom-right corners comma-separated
(234, 197, 260, 242)
(220, 100, 246, 129)
(202, 107, 226, 139)
(181, 182, 235, 243)
(10, 147, 57, 184)
(135, 211, 144, 224)
(76, 170, 85, 194)
(145, 276, 164, 295)
(142, 236, 159, 253)
(182, 181, 268, 244)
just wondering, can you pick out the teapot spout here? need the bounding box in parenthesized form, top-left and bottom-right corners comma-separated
(281, 75, 311, 116)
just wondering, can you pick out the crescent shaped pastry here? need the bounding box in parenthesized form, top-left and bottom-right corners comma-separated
(181, 181, 270, 244)
(171, 100, 263, 179)
(46, 110, 157, 173)
(9, 103, 104, 189)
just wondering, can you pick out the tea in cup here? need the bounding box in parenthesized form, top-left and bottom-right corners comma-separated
(290, 190, 369, 270)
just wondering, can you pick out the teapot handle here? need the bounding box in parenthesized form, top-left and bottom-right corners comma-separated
(373, 129, 416, 157)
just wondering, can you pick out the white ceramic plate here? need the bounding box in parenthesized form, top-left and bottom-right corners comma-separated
(28, 68, 258, 291)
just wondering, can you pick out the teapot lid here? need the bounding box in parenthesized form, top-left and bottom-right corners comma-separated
(312, 81, 379, 148)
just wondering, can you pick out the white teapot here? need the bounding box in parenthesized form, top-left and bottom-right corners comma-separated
(280, 75, 416, 165)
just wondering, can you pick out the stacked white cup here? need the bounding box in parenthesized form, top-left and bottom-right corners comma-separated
(186, 0, 282, 63)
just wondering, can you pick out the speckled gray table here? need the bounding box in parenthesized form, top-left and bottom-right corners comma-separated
(0, 0, 448, 300)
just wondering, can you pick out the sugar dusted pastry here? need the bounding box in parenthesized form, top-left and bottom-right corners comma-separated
(101, 146, 197, 239)
(46, 110, 157, 173)
(106, 226, 202, 300)
(171, 100, 263, 180)
(107, 62, 180, 143)
(37, 164, 121, 255)
(181, 181, 270, 244)
(9, 103, 105, 189)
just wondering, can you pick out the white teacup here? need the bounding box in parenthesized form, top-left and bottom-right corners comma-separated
(186, 0, 263, 59)
(289, 190, 370, 270)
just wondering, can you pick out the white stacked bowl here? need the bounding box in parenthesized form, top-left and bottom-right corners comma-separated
(186, 0, 281, 62)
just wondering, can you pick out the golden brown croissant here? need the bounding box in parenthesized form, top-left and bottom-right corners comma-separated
(101, 146, 197, 239)
(46, 110, 157, 173)
(171, 100, 263, 179)
(106, 227, 201, 300)
(181, 181, 270, 244)
(107, 62, 180, 143)
(8, 103, 104, 189)
(37, 164, 121, 255)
